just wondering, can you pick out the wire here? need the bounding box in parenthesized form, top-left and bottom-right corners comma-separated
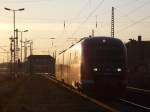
(114, 0, 150, 22)
(19, 17, 63, 21)
(118, 15, 150, 33)
(114, 0, 139, 9)
(71, 0, 105, 38)
(113, 0, 150, 35)
(125, 0, 150, 16)
(0, 47, 9, 52)
(0, 0, 54, 4)
(115, 8, 135, 23)
(56, 1, 89, 46)
(71, 0, 89, 21)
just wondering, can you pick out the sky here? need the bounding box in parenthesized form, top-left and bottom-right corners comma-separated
(0, 0, 150, 62)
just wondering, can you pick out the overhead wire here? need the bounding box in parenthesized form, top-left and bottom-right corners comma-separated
(55, 0, 90, 52)
(117, 15, 150, 33)
(125, 0, 150, 16)
(71, 0, 89, 21)
(59, 0, 105, 52)
(113, 0, 149, 22)
(0, 47, 9, 52)
(114, 0, 140, 9)
(113, 0, 150, 35)
(70, 0, 105, 38)
(115, 8, 135, 23)
(0, 0, 54, 4)
(114, 0, 146, 23)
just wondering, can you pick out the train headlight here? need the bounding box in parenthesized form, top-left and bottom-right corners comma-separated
(117, 68, 122, 72)
(102, 39, 106, 43)
(93, 68, 98, 72)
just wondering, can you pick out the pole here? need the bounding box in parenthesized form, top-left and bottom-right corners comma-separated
(49, 38, 55, 56)
(24, 41, 27, 61)
(21, 32, 23, 62)
(30, 41, 33, 55)
(96, 15, 97, 28)
(13, 11, 16, 76)
(92, 29, 94, 37)
(54, 50, 57, 59)
(111, 7, 114, 38)
(16, 29, 19, 61)
(10, 37, 13, 76)
(19, 30, 28, 62)
(30, 42, 32, 56)
(4, 7, 25, 78)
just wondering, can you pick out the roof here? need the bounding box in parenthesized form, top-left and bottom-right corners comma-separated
(28, 55, 54, 59)
(83, 36, 125, 47)
(126, 40, 150, 46)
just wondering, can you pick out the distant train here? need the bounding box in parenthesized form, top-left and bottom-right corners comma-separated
(56, 36, 127, 97)
(25, 55, 55, 75)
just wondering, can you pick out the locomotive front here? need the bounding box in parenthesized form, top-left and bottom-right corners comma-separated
(80, 37, 127, 97)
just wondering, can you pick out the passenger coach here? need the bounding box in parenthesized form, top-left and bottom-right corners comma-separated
(56, 36, 127, 96)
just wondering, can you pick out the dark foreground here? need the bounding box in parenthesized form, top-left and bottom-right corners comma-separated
(0, 75, 105, 112)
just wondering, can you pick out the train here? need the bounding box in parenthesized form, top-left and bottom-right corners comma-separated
(56, 36, 128, 97)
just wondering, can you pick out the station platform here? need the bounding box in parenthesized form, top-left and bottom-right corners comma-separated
(0, 75, 105, 112)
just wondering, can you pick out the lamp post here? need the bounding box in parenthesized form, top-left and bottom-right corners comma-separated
(4, 7, 25, 76)
(18, 30, 28, 62)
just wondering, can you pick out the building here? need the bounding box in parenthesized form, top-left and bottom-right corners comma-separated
(126, 36, 150, 72)
(26, 55, 55, 75)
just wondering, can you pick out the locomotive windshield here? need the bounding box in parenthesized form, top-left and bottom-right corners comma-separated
(85, 45, 125, 63)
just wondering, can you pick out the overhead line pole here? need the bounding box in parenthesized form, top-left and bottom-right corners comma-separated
(18, 30, 28, 62)
(111, 7, 115, 38)
(9, 37, 13, 76)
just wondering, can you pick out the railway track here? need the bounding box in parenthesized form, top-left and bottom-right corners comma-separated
(44, 75, 150, 112)
(127, 86, 150, 94)
(119, 99, 150, 112)
(122, 86, 150, 108)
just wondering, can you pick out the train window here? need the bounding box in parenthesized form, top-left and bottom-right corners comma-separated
(84, 46, 125, 63)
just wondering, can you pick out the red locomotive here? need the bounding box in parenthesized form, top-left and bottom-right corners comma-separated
(56, 36, 127, 97)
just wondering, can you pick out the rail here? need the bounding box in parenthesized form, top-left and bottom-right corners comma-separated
(119, 99, 150, 111)
(127, 86, 150, 93)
